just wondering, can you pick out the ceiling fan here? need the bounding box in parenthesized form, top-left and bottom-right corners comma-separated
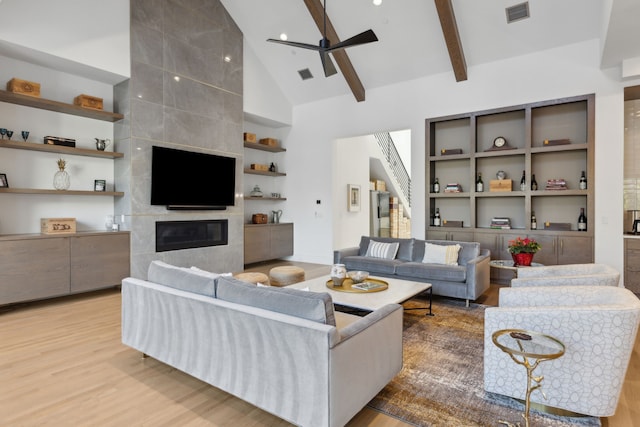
(266, 0, 378, 77)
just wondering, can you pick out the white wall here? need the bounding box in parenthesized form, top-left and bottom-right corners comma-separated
(278, 39, 640, 278)
(0, 0, 130, 79)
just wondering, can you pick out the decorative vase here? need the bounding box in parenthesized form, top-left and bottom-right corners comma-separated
(512, 252, 534, 267)
(330, 263, 347, 287)
(53, 158, 70, 190)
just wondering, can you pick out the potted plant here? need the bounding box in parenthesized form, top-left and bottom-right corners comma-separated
(507, 237, 541, 266)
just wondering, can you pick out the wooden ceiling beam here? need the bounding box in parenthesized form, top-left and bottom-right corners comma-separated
(303, 0, 367, 102)
(434, 0, 468, 82)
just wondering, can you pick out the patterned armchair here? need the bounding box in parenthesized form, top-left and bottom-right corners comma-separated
(484, 285, 640, 417)
(511, 263, 620, 287)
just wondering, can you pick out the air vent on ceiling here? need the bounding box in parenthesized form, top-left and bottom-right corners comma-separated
(506, 2, 529, 24)
(298, 68, 313, 80)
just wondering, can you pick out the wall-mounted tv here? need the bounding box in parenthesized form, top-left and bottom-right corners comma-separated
(150, 145, 236, 210)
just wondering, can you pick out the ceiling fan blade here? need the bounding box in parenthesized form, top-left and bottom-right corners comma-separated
(320, 52, 337, 77)
(266, 38, 321, 51)
(326, 29, 378, 52)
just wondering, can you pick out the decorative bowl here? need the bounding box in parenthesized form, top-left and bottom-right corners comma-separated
(347, 270, 369, 284)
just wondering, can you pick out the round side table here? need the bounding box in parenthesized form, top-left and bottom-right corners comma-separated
(491, 329, 565, 427)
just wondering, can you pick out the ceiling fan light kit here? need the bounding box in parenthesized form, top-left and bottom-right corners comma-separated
(267, 0, 378, 77)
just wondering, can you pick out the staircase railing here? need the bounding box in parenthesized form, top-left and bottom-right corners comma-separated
(374, 132, 411, 207)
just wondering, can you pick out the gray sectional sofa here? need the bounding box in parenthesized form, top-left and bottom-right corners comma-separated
(334, 236, 491, 306)
(121, 261, 403, 427)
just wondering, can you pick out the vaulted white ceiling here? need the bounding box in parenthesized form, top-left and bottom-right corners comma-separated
(221, 0, 640, 105)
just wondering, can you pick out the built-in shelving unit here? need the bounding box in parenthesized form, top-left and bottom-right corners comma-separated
(0, 140, 123, 158)
(0, 89, 124, 122)
(426, 94, 595, 272)
(243, 142, 286, 153)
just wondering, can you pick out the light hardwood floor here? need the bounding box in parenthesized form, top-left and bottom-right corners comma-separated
(0, 261, 637, 426)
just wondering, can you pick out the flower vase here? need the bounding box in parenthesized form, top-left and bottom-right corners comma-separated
(512, 252, 534, 267)
(330, 263, 347, 287)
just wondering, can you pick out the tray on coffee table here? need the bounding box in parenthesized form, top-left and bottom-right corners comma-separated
(326, 278, 388, 293)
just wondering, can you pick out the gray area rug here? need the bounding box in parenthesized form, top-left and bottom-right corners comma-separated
(367, 297, 601, 427)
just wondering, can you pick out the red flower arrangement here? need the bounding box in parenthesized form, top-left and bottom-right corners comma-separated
(507, 237, 541, 254)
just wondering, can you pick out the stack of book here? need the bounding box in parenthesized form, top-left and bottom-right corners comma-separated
(444, 183, 463, 193)
(545, 179, 568, 190)
(490, 217, 512, 229)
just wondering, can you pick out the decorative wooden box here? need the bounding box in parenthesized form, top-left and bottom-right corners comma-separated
(73, 94, 103, 110)
(41, 218, 77, 234)
(442, 220, 463, 227)
(250, 163, 269, 171)
(7, 78, 41, 97)
(489, 179, 512, 192)
(251, 214, 268, 224)
(243, 132, 257, 143)
(259, 138, 278, 147)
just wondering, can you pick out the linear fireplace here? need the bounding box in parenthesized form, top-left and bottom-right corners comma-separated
(156, 219, 228, 252)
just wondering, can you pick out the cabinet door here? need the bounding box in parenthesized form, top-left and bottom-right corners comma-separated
(529, 234, 558, 266)
(625, 239, 640, 293)
(70, 233, 130, 293)
(0, 238, 70, 305)
(449, 231, 475, 242)
(427, 230, 449, 240)
(244, 226, 271, 264)
(557, 235, 593, 264)
(270, 223, 294, 259)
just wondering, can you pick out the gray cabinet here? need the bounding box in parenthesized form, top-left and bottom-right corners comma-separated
(529, 234, 592, 266)
(244, 223, 293, 264)
(624, 238, 640, 293)
(428, 229, 475, 242)
(0, 232, 130, 305)
(475, 231, 522, 282)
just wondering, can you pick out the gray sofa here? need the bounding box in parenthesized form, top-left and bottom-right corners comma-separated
(334, 236, 491, 306)
(121, 261, 403, 427)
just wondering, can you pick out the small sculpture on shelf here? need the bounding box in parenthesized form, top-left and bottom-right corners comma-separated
(250, 185, 263, 197)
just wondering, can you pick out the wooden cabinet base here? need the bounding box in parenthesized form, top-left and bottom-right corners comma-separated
(244, 223, 293, 264)
(0, 232, 130, 305)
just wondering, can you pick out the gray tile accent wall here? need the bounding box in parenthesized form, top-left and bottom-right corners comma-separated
(117, 0, 244, 277)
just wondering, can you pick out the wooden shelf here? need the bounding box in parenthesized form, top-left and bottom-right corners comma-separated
(0, 89, 124, 122)
(245, 196, 287, 201)
(0, 188, 124, 197)
(0, 140, 123, 158)
(244, 142, 286, 153)
(244, 168, 286, 177)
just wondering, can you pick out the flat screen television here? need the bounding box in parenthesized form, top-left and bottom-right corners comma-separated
(150, 145, 236, 209)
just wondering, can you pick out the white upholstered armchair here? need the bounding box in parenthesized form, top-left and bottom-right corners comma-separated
(484, 285, 640, 417)
(511, 263, 620, 287)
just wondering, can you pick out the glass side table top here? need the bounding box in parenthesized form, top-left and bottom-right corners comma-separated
(489, 260, 544, 271)
(492, 329, 565, 359)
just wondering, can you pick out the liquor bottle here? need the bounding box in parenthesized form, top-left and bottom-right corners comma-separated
(434, 208, 441, 227)
(531, 174, 538, 191)
(531, 211, 537, 230)
(476, 173, 484, 192)
(579, 171, 587, 190)
(578, 208, 587, 231)
(520, 170, 526, 191)
(433, 177, 440, 193)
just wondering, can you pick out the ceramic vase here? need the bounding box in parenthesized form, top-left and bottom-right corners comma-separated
(330, 263, 347, 287)
(512, 252, 534, 267)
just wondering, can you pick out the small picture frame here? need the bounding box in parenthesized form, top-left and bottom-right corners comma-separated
(94, 179, 106, 192)
(348, 184, 361, 212)
(0, 173, 8, 188)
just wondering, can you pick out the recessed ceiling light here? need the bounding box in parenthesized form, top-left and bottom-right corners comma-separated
(373, 0, 382, 5)
(280, 33, 288, 41)
(224, 55, 231, 63)
(174, 76, 180, 82)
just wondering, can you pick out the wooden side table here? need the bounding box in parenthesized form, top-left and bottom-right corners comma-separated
(491, 329, 565, 427)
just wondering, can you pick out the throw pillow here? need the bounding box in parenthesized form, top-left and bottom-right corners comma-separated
(365, 240, 400, 259)
(190, 266, 221, 280)
(422, 242, 461, 265)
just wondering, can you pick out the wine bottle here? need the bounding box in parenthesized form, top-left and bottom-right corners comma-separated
(434, 208, 441, 227)
(579, 171, 587, 190)
(520, 170, 526, 191)
(433, 177, 440, 193)
(476, 173, 484, 192)
(578, 208, 587, 231)
(531, 211, 537, 230)
(531, 174, 538, 191)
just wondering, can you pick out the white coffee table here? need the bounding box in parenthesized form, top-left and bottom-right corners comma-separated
(288, 275, 433, 315)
